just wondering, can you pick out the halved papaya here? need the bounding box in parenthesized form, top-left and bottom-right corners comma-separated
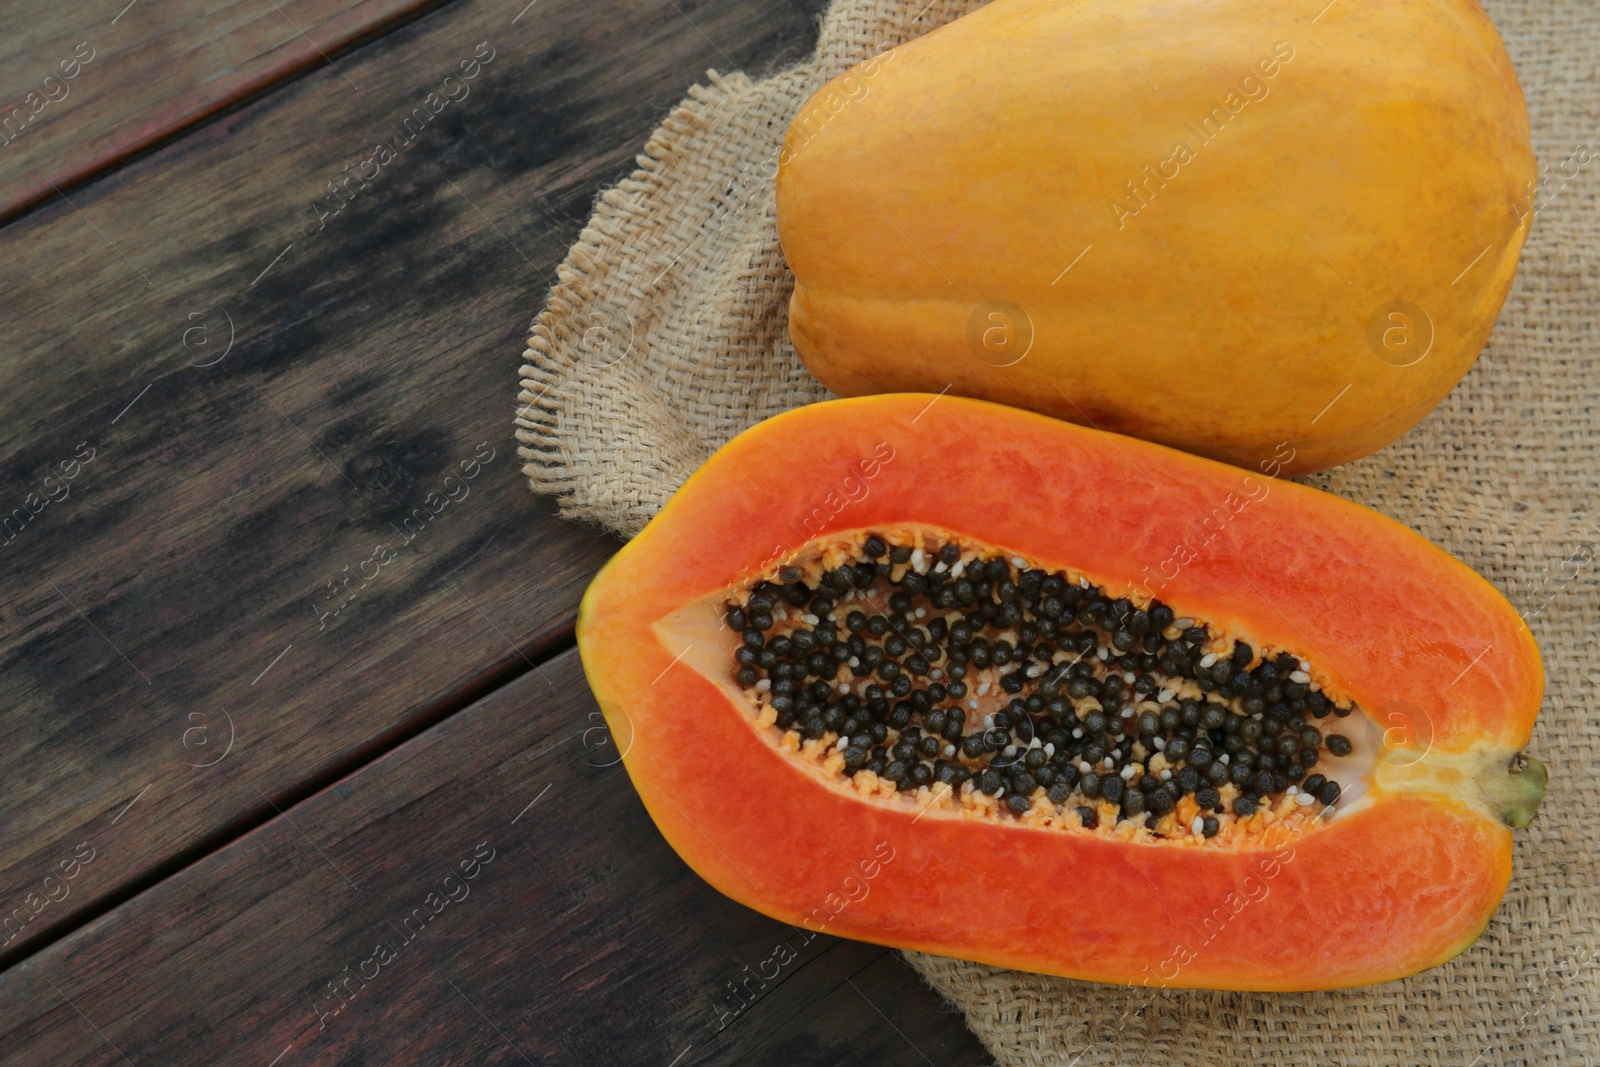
(577, 394, 1545, 990)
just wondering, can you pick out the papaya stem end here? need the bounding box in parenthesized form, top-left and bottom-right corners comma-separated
(1498, 753, 1547, 829)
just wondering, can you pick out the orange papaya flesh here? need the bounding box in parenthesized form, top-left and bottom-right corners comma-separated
(578, 395, 1545, 990)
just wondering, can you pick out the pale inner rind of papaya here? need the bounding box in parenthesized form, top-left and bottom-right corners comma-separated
(659, 523, 1389, 850)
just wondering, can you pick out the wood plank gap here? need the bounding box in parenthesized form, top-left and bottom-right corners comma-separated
(0, 0, 467, 232)
(0, 625, 576, 976)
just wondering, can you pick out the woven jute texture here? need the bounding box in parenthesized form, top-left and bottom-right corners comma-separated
(515, 1, 1600, 1063)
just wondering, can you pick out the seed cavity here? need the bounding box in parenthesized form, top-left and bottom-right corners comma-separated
(725, 530, 1361, 845)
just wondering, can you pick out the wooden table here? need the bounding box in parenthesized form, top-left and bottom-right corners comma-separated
(0, 1, 993, 1062)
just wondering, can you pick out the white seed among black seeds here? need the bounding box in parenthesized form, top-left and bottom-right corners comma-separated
(727, 533, 1359, 834)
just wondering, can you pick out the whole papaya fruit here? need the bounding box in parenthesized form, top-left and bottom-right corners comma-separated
(578, 394, 1546, 990)
(776, 0, 1536, 474)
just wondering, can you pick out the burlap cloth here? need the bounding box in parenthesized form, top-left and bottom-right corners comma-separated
(515, 1, 1599, 1062)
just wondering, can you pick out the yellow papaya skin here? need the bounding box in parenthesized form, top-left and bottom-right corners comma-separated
(777, 0, 1536, 474)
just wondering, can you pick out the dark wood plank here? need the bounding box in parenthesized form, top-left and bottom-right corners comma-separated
(712, 942, 998, 1067)
(0, 0, 451, 223)
(0, 649, 990, 1066)
(0, 0, 826, 962)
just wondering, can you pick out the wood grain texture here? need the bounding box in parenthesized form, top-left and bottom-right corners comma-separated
(0, 649, 992, 1066)
(0, 0, 825, 963)
(0, 0, 451, 223)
